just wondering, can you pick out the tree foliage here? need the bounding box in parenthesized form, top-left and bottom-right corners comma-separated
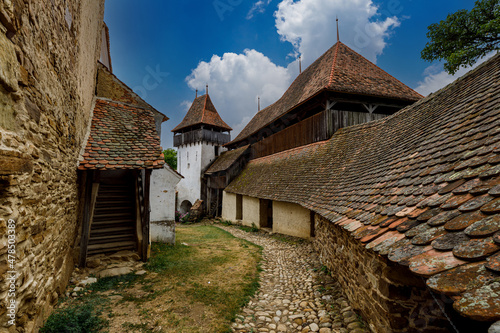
(163, 148, 177, 170)
(421, 0, 500, 74)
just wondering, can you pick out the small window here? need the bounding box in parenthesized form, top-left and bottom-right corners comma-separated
(187, 163, 190, 169)
(187, 152, 189, 160)
(196, 151, 198, 161)
(215, 146, 219, 156)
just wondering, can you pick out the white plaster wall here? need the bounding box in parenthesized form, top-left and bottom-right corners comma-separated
(273, 201, 311, 239)
(242, 196, 261, 227)
(176, 141, 222, 210)
(150, 165, 182, 222)
(176, 142, 203, 209)
(222, 191, 237, 221)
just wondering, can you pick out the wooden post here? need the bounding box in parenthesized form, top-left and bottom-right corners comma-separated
(142, 169, 151, 261)
(79, 170, 93, 267)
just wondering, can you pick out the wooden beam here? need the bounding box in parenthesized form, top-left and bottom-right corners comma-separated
(142, 169, 152, 261)
(79, 171, 93, 267)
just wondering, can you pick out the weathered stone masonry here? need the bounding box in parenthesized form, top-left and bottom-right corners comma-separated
(0, 1, 104, 331)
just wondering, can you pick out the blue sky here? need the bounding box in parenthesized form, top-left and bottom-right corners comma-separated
(104, 0, 479, 149)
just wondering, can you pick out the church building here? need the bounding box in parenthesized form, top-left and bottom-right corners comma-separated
(172, 91, 232, 213)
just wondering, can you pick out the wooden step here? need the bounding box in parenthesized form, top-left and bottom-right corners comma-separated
(91, 221, 135, 229)
(87, 241, 136, 251)
(93, 212, 134, 219)
(88, 234, 135, 245)
(90, 226, 135, 234)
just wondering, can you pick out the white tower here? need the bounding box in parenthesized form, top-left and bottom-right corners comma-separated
(172, 92, 232, 213)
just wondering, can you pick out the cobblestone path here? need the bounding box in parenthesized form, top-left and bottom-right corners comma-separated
(217, 225, 369, 333)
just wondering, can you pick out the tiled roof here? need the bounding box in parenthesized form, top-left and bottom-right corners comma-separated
(78, 99, 165, 170)
(172, 94, 232, 132)
(229, 42, 422, 146)
(205, 145, 250, 174)
(226, 54, 500, 322)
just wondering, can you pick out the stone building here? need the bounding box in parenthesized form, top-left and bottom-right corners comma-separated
(172, 92, 232, 213)
(0, 1, 106, 331)
(0, 1, 168, 331)
(221, 44, 500, 331)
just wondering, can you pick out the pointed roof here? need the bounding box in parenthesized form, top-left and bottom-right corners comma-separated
(172, 94, 232, 132)
(229, 42, 422, 145)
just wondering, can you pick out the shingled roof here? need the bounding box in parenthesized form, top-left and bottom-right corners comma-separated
(78, 99, 165, 170)
(229, 42, 422, 146)
(226, 54, 500, 322)
(205, 145, 250, 174)
(172, 94, 232, 133)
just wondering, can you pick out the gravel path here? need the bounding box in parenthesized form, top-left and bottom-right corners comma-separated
(217, 225, 369, 333)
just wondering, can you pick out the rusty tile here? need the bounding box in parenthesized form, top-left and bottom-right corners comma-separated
(432, 231, 470, 251)
(375, 234, 408, 256)
(479, 165, 500, 179)
(343, 221, 366, 232)
(378, 216, 399, 227)
(428, 210, 461, 227)
(407, 207, 429, 219)
(438, 179, 467, 195)
(416, 208, 442, 221)
(445, 210, 486, 231)
(353, 225, 379, 239)
(366, 230, 404, 250)
(464, 215, 500, 237)
(394, 206, 417, 217)
(426, 193, 453, 207)
(388, 217, 410, 230)
(405, 222, 432, 238)
(408, 250, 468, 277)
(454, 281, 500, 321)
(485, 252, 500, 272)
(388, 244, 432, 266)
(458, 195, 493, 212)
(441, 194, 474, 210)
(481, 197, 500, 214)
(470, 185, 493, 195)
(453, 237, 500, 260)
(427, 261, 497, 295)
(360, 227, 389, 243)
(412, 226, 447, 245)
(489, 185, 500, 197)
(495, 231, 500, 245)
(396, 219, 421, 233)
(452, 178, 482, 194)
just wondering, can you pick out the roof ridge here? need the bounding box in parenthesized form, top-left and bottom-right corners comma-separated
(201, 94, 208, 124)
(326, 42, 340, 88)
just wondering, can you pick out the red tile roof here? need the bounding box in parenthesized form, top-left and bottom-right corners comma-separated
(229, 42, 422, 146)
(78, 99, 165, 170)
(172, 94, 232, 132)
(226, 53, 500, 322)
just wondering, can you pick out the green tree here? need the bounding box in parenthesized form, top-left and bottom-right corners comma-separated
(163, 148, 177, 170)
(421, 0, 500, 74)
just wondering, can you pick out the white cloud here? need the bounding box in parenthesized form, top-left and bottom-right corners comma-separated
(415, 53, 495, 96)
(185, 49, 293, 137)
(274, 0, 401, 66)
(247, 0, 273, 19)
(180, 100, 192, 113)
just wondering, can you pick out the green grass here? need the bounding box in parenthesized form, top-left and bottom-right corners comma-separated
(238, 223, 259, 233)
(40, 297, 108, 333)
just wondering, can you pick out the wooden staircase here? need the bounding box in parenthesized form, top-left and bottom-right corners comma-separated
(87, 183, 137, 255)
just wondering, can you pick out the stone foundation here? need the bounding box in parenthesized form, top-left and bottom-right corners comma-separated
(312, 214, 461, 333)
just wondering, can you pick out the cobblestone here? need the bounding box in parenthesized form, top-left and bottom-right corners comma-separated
(217, 225, 369, 333)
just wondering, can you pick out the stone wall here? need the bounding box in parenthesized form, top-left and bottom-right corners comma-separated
(312, 214, 466, 333)
(273, 201, 311, 239)
(0, 1, 105, 331)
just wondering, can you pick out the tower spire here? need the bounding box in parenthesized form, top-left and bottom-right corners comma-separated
(258, 96, 261, 112)
(299, 55, 302, 74)
(336, 16, 340, 42)
(196, 89, 198, 98)
(206, 84, 208, 95)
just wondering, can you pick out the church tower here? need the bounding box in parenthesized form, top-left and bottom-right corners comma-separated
(172, 92, 232, 213)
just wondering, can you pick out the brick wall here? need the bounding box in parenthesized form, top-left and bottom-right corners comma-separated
(0, 1, 105, 331)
